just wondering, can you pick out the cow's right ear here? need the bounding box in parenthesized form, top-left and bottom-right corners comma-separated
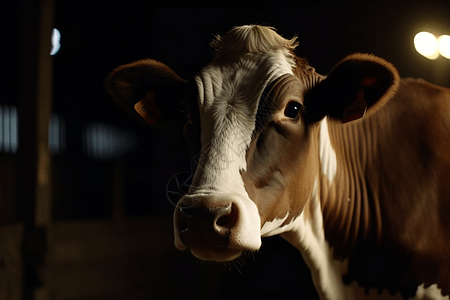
(303, 54, 399, 124)
(105, 59, 188, 125)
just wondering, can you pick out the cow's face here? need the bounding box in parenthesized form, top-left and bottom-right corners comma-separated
(106, 25, 399, 262)
(174, 38, 316, 260)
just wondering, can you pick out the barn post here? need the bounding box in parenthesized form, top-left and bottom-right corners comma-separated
(17, 0, 54, 299)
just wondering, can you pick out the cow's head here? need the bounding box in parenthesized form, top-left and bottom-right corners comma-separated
(106, 25, 399, 262)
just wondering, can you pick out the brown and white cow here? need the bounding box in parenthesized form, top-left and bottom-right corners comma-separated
(106, 25, 450, 300)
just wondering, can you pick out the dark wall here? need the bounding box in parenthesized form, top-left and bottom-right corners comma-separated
(2, 1, 450, 299)
(48, 0, 450, 218)
(51, 0, 450, 298)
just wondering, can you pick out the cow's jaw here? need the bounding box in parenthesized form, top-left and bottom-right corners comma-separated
(173, 48, 295, 262)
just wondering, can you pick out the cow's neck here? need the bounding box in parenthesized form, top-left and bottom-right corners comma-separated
(281, 117, 379, 300)
(281, 176, 355, 300)
(311, 115, 442, 299)
(319, 117, 383, 257)
(281, 116, 397, 300)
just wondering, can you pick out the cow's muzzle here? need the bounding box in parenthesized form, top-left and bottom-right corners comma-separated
(173, 194, 261, 262)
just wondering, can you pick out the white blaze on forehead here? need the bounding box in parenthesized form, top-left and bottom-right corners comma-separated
(319, 118, 337, 183)
(192, 48, 295, 196)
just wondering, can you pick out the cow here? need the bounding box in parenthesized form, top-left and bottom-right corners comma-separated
(106, 25, 450, 300)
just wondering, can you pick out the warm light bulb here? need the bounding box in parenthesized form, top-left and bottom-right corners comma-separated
(414, 32, 439, 60)
(438, 35, 450, 59)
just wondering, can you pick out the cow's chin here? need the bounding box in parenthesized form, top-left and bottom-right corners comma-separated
(190, 247, 243, 262)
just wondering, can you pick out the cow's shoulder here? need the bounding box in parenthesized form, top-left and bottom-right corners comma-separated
(395, 78, 450, 154)
(397, 78, 450, 105)
(379, 77, 450, 141)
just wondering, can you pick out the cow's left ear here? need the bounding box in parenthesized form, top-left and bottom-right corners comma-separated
(105, 59, 190, 125)
(303, 53, 400, 124)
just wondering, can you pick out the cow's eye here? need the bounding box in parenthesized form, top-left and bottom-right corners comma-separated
(284, 102, 301, 119)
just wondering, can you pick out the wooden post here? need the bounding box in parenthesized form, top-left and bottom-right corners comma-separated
(35, 0, 54, 230)
(17, 0, 54, 299)
(34, 0, 54, 299)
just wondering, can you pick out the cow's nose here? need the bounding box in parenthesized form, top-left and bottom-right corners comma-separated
(175, 200, 238, 249)
(173, 194, 262, 261)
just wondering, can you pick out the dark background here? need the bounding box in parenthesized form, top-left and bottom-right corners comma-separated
(51, 0, 450, 217)
(2, 0, 450, 299)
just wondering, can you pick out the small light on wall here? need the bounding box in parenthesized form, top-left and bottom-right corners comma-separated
(0, 104, 19, 154)
(50, 28, 61, 56)
(49, 113, 66, 155)
(83, 122, 138, 160)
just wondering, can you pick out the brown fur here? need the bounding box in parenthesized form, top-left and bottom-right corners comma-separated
(106, 25, 450, 299)
(322, 79, 450, 298)
(241, 74, 318, 226)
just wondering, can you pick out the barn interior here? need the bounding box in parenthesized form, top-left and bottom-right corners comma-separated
(1, 0, 450, 299)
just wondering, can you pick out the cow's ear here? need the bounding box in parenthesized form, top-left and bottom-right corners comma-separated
(303, 53, 400, 124)
(105, 59, 188, 125)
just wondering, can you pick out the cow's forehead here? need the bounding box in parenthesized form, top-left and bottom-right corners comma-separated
(195, 48, 296, 112)
(193, 48, 298, 163)
(188, 48, 297, 197)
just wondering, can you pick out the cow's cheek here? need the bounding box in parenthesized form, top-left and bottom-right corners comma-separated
(240, 170, 289, 235)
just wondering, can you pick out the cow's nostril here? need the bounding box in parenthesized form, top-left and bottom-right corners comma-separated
(216, 204, 237, 228)
(176, 201, 237, 249)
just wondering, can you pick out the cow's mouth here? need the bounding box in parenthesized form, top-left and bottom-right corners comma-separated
(190, 247, 243, 262)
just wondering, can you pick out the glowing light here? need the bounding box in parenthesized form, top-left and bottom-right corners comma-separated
(438, 35, 450, 59)
(50, 28, 61, 56)
(83, 122, 138, 160)
(0, 104, 19, 154)
(49, 113, 66, 155)
(414, 32, 439, 60)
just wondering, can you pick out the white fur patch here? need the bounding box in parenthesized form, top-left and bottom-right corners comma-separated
(192, 51, 295, 193)
(413, 284, 449, 300)
(260, 213, 289, 237)
(281, 179, 355, 300)
(319, 118, 337, 183)
(347, 282, 449, 300)
(193, 48, 295, 197)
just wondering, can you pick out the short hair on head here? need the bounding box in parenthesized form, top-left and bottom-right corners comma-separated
(210, 25, 298, 55)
